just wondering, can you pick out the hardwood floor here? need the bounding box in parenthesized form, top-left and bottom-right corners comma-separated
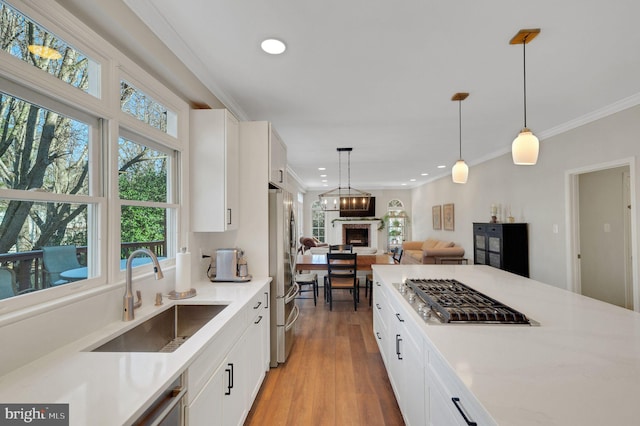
(245, 288, 404, 426)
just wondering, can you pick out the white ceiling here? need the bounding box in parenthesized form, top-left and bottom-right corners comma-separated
(123, 0, 640, 191)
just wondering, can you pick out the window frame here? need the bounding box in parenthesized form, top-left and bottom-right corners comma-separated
(0, 0, 190, 314)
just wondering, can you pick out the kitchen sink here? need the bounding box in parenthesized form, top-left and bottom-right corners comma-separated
(90, 304, 228, 353)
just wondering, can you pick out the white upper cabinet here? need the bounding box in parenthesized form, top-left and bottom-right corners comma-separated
(190, 109, 240, 232)
(269, 129, 287, 188)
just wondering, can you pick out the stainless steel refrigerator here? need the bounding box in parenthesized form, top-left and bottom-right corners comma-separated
(268, 188, 300, 366)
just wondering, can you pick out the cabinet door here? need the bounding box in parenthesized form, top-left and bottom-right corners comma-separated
(187, 361, 225, 426)
(190, 109, 239, 232)
(225, 113, 239, 230)
(269, 129, 287, 187)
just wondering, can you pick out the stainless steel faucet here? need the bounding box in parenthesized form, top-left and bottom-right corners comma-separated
(123, 248, 165, 321)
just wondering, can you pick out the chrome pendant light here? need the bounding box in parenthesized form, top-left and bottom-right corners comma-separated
(319, 148, 371, 212)
(451, 92, 469, 184)
(510, 28, 541, 165)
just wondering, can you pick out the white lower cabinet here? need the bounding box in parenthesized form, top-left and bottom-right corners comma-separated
(373, 274, 494, 426)
(373, 274, 425, 426)
(186, 283, 270, 426)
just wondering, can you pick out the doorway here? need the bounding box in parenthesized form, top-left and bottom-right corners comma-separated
(566, 158, 637, 310)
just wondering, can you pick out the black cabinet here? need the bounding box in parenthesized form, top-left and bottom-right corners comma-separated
(473, 223, 529, 277)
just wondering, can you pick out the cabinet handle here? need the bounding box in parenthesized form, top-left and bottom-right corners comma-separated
(253, 301, 262, 309)
(254, 315, 263, 324)
(375, 281, 381, 286)
(264, 291, 269, 308)
(376, 303, 382, 310)
(395, 334, 403, 360)
(451, 397, 477, 426)
(227, 208, 232, 225)
(224, 363, 233, 395)
(376, 332, 382, 340)
(395, 312, 404, 322)
(279, 169, 284, 183)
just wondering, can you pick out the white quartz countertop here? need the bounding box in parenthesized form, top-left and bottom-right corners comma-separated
(372, 264, 640, 426)
(0, 278, 270, 426)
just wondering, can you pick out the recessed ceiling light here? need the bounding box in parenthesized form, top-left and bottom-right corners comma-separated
(410, 178, 416, 182)
(437, 165, 446, 169)
(318, 167, 326, 171)
(401, 183, 407, 186)
(321, 179, 328, 183)
(261, 38, 286, 55)
(320, 174, 327, 177)
(421, 173, 429, 176)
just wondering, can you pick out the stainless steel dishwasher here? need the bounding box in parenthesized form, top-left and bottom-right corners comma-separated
(133, 374, 186, 425)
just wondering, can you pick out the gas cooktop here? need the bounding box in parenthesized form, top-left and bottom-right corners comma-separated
(403, 278, 533, 325)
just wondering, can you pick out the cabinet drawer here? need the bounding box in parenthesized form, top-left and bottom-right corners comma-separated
(187, 311, 245, 403)
(475, 249, 486, 265)
(429, 349, 496, 426)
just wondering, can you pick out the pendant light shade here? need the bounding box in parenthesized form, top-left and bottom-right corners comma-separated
(512, 127, 539, 165)
(451, 92, 469, 184)
(510, 28, 541, 165)
(452, 160, 469, 184)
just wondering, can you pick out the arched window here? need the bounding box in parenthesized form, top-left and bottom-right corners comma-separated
(386, 199, 408, 251)
(311, 200, 326, 242)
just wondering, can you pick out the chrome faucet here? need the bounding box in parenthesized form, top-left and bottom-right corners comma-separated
(123, 248, 165, 321)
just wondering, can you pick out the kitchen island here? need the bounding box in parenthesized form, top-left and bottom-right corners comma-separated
(372, 264, 640, 425)
(0, 278, 271, 425)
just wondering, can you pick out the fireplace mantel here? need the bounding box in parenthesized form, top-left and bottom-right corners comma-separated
(329, 219, 381, 250)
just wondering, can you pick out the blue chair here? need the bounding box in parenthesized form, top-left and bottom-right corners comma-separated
(42, 245, 83, 286)
(0, 268, 35, 299)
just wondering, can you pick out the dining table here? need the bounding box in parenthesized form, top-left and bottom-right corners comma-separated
(295, 253, 395, 272)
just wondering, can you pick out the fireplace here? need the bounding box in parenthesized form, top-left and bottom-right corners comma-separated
(343, 224, 370, 247)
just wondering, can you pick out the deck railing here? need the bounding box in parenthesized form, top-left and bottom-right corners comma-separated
(0, 241, 166, 292)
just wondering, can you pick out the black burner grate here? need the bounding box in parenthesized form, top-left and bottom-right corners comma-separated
(406, 278, 530, 324)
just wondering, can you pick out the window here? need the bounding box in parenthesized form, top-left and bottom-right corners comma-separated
(0, 87, 101, 294)
(386, 199, 408, 251)
(311, 200, 325, 242)
(120, 80, 177, 137)
(0, 0, 100, 97)
(0, 1, 186, 309)
(118, 134, 177, 268)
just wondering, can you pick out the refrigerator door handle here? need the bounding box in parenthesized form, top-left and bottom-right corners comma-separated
(284, 304, 300, 332)
(284, 282, 300, 303)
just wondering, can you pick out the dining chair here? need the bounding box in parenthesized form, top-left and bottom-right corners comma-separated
(326, 253, 358, 311)
(329, 244, 353, 253)
(0, 267, 35, 299)
(393, 247, 404, 264)
(295, 272, 318, 306)
(42, 245, 82, 286)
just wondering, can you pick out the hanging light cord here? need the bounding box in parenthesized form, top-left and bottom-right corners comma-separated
(458, 100, 462, 158)
(522, 40, 527, 128)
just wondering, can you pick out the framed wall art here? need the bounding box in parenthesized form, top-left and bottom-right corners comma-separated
(432, 205, 442, 230)
(443, 203, 455, 231)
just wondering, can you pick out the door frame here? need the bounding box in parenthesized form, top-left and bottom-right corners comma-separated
(565, 157, 638, 311)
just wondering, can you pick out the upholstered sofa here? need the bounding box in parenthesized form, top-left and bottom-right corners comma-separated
(401, 238, 464, 264)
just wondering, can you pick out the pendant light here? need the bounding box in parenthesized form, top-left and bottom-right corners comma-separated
(319, 148, 372, 212)
(451, 92, 469, 184)
(510, 28, 541, 165)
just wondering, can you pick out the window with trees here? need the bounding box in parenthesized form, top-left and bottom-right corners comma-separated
(311, 200, 325, 242)
(0, 0, 185, 307)
(0, 1, 99, 97)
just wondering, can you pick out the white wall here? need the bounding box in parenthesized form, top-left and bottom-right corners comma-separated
(411, 105, 640, 289)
